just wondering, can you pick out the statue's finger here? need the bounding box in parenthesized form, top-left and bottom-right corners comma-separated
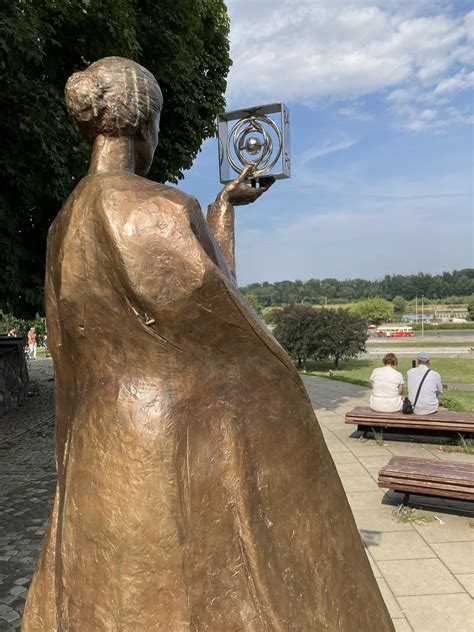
(235, 164, 255, 183)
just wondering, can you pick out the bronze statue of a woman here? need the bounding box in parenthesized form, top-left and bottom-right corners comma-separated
(22, 57, 394, 631)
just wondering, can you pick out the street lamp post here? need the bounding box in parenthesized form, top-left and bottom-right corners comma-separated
(421, 296, 424, 337)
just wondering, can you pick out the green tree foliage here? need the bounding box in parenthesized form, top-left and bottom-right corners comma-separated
(244, 292, 263, 316)
(0, 310, 46, 343)
(273, 306, 367, 369)
(262, 306, 283, 324)
(351, 298, 393, 325)
(468, 302, 474, 321)
(240, 269, 474, 306)
(0, 0, 231, 317)
(392, 296, 407, 313)
(310, 308, 367, 368)
(272, 305, 318, 368)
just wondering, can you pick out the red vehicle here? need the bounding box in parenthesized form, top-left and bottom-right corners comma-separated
(375, 326, 414, 337)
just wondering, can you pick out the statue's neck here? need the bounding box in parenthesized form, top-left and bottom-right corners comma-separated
(88, 135, 136, 174)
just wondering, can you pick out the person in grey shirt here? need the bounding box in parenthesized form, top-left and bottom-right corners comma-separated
(407, 351, 443, 415)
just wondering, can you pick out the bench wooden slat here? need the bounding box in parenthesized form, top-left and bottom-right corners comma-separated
(380, 456, 473, 483)
(348, 407, 474, 422)
(345, 407, 474, 433)
(379, 477, 472, 494)
(378, 456, 474, 502)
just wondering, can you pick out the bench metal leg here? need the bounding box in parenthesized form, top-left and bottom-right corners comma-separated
(357, 425, 368, 439)
(402, 492, 410, 507)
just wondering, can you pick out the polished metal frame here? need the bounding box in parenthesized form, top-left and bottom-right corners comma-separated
(217, 102, 291, 183)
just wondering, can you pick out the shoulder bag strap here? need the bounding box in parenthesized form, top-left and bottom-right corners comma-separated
(413, 369, 431, 406)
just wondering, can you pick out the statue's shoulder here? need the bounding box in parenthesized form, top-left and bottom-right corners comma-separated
(49, 173, 199, 240)
(92, 172, 195, 210)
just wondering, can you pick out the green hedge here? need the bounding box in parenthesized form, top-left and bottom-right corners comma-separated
(411, 323, 473, 331)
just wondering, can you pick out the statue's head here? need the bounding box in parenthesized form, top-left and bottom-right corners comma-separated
(65, 57, 163, 175)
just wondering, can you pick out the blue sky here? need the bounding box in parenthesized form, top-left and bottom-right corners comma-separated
(177, 0, 473, 286)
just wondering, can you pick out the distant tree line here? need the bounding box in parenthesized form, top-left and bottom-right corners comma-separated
(240, 269, 474, 306)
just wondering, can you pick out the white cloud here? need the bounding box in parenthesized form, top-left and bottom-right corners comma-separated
(298, 139, 359, 165)
(225, 1, 473, 131)
(434, 69, 474, 94)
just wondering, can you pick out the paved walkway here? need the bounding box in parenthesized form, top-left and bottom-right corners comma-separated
(0, 360, 472, 630)
(302, 374, 474, 632)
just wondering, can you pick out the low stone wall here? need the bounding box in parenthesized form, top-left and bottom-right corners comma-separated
(0, 337, 29, 416)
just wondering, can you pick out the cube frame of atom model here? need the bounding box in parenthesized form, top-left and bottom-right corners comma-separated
(217, 102, 291, 184)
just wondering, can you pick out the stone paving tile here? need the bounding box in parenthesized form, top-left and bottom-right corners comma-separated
(397, 593, 474, 632)
(357, 454, 397, 472)
(340, 474, 380, 492)
(430, 541, 474, 575)
(346, 489, 392, 511)
(392, 618, 413, 632)
(347, 443, 394, 457)
(329, 450, 359, 465)
(352, 507, 413, 533)
(455, 573, 474, 597)
(334, 461, 367, 477)
(413, 512, 474, 543)
(378, 558, 466, 596)
(376, 576, 404, 618)
(366, 531, 435, 561)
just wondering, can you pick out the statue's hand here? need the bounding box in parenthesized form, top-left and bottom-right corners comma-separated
(217, 165, 275, 207)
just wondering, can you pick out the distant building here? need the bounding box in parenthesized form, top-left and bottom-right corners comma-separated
(402, 307, 469, 324)
(401, 312, 434, 323)
(433, 307, 469, 323)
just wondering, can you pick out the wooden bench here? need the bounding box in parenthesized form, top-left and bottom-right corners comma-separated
(378, 456, 474, 504)
(345, 407, 474, 438)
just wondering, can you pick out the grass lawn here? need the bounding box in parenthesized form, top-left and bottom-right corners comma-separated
(304, 357, 474, 386)
(439, 391, 474, 412)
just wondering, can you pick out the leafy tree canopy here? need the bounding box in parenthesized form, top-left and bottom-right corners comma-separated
(273, 305, 319, 367)
(392, 296, 407, 313)
(273, 305, 367, 368)
(244, 292, 263, 316)
(0, 0, 231, 317)
(0, 310, 46, 343)
(351, 297, 393, 325)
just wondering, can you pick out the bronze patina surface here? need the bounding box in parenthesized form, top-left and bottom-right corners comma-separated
(22, 57, 394, 631)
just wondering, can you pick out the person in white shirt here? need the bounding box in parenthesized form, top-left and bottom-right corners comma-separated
(407, 351, 443, 415)
(369, 353, 404, 413)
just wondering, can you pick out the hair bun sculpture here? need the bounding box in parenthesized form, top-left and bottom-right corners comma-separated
(65, 56, 163, 143)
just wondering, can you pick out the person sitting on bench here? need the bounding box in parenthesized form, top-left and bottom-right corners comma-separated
(407, 351, 443, 415)
(369, 353, 404, 413)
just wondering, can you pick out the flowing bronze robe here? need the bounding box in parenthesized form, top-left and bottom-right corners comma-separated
(23, 171, 394, 631)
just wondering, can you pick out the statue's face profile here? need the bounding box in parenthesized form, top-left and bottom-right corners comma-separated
(135, 117, 160, 176)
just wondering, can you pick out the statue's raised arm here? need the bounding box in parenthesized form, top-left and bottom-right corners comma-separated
(207, 165, 274, 281)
